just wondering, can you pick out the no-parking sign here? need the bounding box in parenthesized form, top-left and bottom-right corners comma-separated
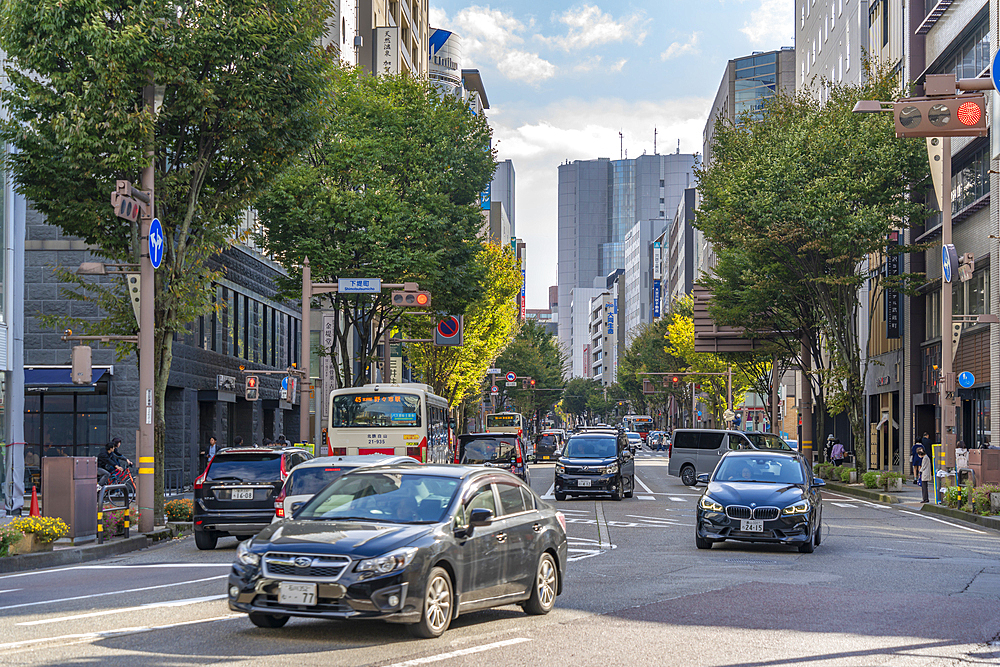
(435, 316, 463, 346)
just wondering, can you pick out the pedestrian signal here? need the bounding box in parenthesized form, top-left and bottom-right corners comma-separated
(245, 375, 259, 401)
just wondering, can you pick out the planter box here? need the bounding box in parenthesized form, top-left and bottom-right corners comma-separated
(885, 477, 903, 492)
(10, 533, 54, 555)
(845, 470, 857, 484)
(992, 493, 1000, 514)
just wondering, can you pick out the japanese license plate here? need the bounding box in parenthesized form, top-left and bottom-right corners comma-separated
(577, 479, 591, 487)
(278, 582, 317, 606)
(741, 519, 764, 532)
(231, 489, 254, 500)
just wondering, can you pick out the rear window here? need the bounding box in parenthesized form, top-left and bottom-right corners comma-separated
(207, 454, 281, 482)
(460, 437, 517, 464)
(672, 431, 699, 450)
(537, 435, 557, 448)
(286, 466, 358, 496)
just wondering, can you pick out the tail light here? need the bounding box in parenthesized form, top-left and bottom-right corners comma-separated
(556, 511, 566, 532)
(330, 447, 347, 456)
(194, 472, 206, 490)
(406, 446, 421, 460)
(515, 444, 523, 468)
(274, 486, 286, 518)
(279, 456, 288, 480)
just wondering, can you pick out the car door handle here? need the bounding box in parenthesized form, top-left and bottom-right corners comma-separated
(532, 523, 542, 533)
(496, 532, 507, 543)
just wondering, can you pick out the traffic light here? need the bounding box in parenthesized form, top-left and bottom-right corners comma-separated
(893, 94, 987, 138)
(391, 289, 431, 308)
(530, 378, 536, 388)
(521, 378, 528, 389)
(245, 375, 259, 401)
(72, 345, 92, 385)
(671, 376, 679, 384)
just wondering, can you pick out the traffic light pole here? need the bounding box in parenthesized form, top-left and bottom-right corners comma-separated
(940, 137, 957, 465)
(138, 82, 156, 533)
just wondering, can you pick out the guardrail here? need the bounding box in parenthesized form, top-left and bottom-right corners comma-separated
(164, 468, 188, 497)
(97, 483, 131, 544)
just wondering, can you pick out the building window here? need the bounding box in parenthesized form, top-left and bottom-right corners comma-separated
(926, 289, 941, 339)
(24, 386, 110, 487)
(953, 267, 990, 329)
(951, 144, 989, 215)
(937, 20, 989, 80)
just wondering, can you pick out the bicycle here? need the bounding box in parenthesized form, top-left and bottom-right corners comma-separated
(103, 464, 136, 503)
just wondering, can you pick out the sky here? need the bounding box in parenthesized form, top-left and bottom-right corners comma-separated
(428, 0, 795, 308)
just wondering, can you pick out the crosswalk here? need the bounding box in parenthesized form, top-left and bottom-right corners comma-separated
(541, 478, 700, 501)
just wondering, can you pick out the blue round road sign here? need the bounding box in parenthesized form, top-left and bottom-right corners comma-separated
(992, 50, 1000, 93)
(148, 218, 164, 269)
(437, 316, 460, 339)
(959, 371, 975, 388)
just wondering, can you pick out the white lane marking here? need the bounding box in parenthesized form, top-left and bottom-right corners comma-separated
(540, 483, 555, 499)
(383, 638, 533, 667)
(557, 508, 591, 514)
(626, 514, 676, 522)
(0, 575, 227, 611)
(669, 497, 687, 502)
(0, 563, 231, 581)
(17, 594, 227, 626)
(634, 476, 656, 494)
(0, 588, 22, 594)
(567, 537, 617, 562)
(898, 510, 986, 534)
(820, 492, 883, 508)
(0, 614, 241, 652)
(830, 502, 857, 508)
(639, 496, 656, 500)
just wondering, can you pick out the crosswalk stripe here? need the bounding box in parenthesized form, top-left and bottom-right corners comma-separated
(639, 496, 656, 500)
(831, 502, 856, 508)
(669, 497, 686, 502)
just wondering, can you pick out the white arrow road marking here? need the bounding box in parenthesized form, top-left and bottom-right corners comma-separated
(541, 483, 555, 499)
(634, 475, 657, 495)
(567, 537, 617, 562)
(17, 594, 227, 626)
(669, 497, 688, 502)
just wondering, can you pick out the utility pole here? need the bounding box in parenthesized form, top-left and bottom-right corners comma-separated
(300, 258, 311, 444)
(137, 81, 156, 533)
(800, 339, 813, 467)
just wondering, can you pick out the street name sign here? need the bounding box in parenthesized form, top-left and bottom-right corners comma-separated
(338, 278, 382, 293)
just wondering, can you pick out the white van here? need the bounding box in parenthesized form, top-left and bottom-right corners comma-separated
(667, 429, 793, 486)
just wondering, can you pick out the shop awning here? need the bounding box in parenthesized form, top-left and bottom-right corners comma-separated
(24, 367, 110, 386)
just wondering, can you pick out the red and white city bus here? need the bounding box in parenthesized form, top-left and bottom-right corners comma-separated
(327, 383, 452, 464)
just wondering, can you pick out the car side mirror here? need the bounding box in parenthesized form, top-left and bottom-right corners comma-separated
(812, 478, 826, 487)
(696, 473, 710, 484)
(469, 508, 493, 528)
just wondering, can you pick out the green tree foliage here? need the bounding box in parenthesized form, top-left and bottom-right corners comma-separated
(494, 320, 566, 428)
(257, 68, 495, 387)
(560, 377, 605, 424)
(404, 243, 521, 411)
(0, 0, 333, 518)
(696, 64, 929, 465)
(617, 319, 684, 417)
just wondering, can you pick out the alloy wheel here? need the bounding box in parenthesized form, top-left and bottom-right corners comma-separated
(538, 556, 556, 608)
(425, 574, 451, 632)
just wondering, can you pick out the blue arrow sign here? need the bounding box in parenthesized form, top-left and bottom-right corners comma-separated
(958, 371, 975, 388)
(992, 50, 1000, 93)
(148, 218, 164, 269)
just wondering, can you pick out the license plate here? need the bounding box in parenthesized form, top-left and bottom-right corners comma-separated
(577, 479, 591, 487)
(542, 455, 550, 459)
(231, 489, 254, 500)
(741, 519, 764, 532)
(278, 582, 317, 606)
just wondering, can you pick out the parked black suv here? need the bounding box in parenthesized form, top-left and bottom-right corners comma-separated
(457, 433, 531, 484)
(554, 429, 635, 501)
(193, 446, 312, 550)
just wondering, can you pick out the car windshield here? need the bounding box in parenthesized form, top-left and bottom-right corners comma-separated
(627, 434, 641, 441)
(460, 438, 517, 464)
(744, 433, 793, 451)
(206, 454, 281, 482)
(286, 466, 359, 496)
(297, 472, 460, 523)
(537, 435, 557, 448)
(562, 437, 617, 458)
(714, 457, 804, 484)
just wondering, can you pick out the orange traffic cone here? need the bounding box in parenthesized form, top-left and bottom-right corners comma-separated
(29, 486, 40, 517)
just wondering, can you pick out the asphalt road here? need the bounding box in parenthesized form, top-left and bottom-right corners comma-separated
(2, 451, 998, 666)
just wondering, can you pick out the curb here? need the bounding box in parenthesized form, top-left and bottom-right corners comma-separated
(0, 527, 174, 574)
(822, 481, 903, 504)
(921, 503, 1000, 531)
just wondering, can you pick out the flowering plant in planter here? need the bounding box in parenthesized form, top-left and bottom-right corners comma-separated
(165, 498, 193, 522)
(10, 516, 70, 543)
(0, 523, 24, 557)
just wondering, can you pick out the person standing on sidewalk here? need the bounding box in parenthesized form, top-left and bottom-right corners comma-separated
(911, 440, 923, 485)
(917, 447, 932, 503)
(830, 440, 845, 467)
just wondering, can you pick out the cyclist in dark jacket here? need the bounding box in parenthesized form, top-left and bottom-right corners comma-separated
(97, 442, 120, 485)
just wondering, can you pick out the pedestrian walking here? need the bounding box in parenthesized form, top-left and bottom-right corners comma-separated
(917, 447, 932, 503)
(201, 435, 217, 471)
(830, 440, 845, 467)
(910, 440, 923, 485)
(824, 434, 835, 462)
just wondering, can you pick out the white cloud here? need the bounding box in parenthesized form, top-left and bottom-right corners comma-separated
(540, 5, 649, 51)
(498, 51, 557, 82)
(740, 0, 795, 46)
(432, 6, 556, 84)
(661, 32, 701, 61)
(610, 58, 627, 72)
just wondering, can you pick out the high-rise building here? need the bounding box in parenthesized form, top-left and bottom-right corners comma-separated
(360, 0, 429, 77)
(558, 153, 695, 376)
(795, 0, 870, 96)
(622, 219, 659, 334)
(492, 160, 516, 236)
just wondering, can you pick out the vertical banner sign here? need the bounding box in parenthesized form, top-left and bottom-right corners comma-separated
(886, 231, 901, 339)
(321, 314, 337, 423)
(607, 308, 614, 335)
(521, 269, 526, 320)
(652, 241, 662, 280)
(583, 344, 590, 377)
(480, 182, 491, 210)
(374, 27, 398, 75)
(652, 279, 661, 318)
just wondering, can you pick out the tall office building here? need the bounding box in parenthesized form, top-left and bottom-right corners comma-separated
(491, 160, 516, 236)
(558, 153, 695, 375)
(795, 0, 870, 97)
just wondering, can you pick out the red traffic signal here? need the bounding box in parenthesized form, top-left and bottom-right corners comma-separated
(391, 290, 431, 308)
(246, 376, 258, 389)
(893, 94, 987, 138)
(671, 376, 679, 383)
(530, 378, 536, 387)
(245, 375, 259, 401)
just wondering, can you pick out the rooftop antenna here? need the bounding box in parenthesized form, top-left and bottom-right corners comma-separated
(654, 127, 658, 155)
(677, 138, 680, 154)
(619, 131, 623, 160)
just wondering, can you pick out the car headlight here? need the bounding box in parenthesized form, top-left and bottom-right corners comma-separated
(698, 495, 723, 512)
(236, 539, 260, 567)
(782, 500, 811, 515)
(604, 462, 619, 475)
(555, 462, 565, 474)
(356, 547, 418, 575)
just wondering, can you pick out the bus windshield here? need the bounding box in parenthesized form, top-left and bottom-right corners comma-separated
(331, 393, 422, 428)
(486, 414, 521, 429)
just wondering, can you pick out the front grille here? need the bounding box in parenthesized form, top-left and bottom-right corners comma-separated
(565, 466, 604, 475)
(726, 505, 751, 519)
(753, 507, 780, 520)
(263, 552, 351, 581)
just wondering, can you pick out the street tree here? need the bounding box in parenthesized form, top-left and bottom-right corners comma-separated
(696, 64, 928, 464)
(494, 320, 567, 430)
(257, 68, 495, 388)
(617, 319, 685, 421)
(560, 378, 605, 425)
(0, 0, 333, 518)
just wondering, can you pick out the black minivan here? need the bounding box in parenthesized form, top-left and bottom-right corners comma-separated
(553, 429, 635, 501)
(457, 433, 531, 484)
